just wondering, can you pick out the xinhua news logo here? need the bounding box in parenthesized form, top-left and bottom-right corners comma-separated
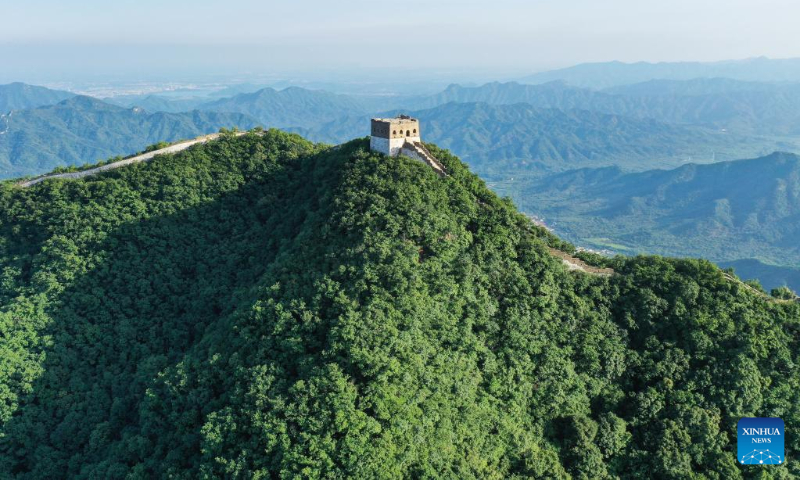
(738, 418, 785, 465)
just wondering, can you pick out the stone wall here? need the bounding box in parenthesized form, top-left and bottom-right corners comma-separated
(370, 136, 415, 156)
(18, 132, 238, 188)
(400, 142, 446, 177)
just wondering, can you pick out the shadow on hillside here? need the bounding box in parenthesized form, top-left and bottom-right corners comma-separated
(0, 142, 352, 477)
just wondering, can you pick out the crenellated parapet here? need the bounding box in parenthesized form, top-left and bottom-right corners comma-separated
(369, 115, 445, 175)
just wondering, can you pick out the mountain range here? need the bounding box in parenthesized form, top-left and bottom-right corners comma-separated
(410, 80, 800, 136)
(195, 86, 371, 128)
(0, 82, 74, 112)
(516, 152, 800, 290)
(104, 94, 208, 113)
(519, 57, 800, 88)
(2, 77, 800, 293)
(0, 96, 259, 178)
(8, 81, 796, 179)
(294, 101, 787, 174)
(105, 76, 800, 139)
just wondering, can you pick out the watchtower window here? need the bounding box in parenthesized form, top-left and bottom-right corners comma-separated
(413, 129, 417, 133)
(393, 130, 397, 135)
(406, 130, 411, 136)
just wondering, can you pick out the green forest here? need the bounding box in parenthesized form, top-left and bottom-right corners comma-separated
(0, 129, 798, 478)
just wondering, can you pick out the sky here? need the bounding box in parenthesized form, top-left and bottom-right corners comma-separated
(1, 0, 800, 84)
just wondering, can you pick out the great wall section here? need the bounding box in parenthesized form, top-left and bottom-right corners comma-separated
(403, 141, 447, 176)
(16, 132, 249, 188)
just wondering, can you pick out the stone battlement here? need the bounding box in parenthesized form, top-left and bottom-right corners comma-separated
(371, 115, 420, 140)
(369, 115, 445, 176)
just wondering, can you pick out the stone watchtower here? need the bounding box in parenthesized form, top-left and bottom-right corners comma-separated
(369, 115, 446, 176)
(370, 115, 421, 156)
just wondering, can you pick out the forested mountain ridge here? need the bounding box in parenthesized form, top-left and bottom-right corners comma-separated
(410, 80, 800, 136)
(105, 94, 208, 113)
(0, 130, 797, 478)
(0, 95, 259, 178)
(0, 82, 74, 112)
(5, 81, 800, 180)
(196, 86, 369, 128)
(294, 102, 783, 174)
(517, 151, 800, 290)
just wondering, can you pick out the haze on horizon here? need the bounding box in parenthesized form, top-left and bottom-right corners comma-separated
(1, 0, 800, 84)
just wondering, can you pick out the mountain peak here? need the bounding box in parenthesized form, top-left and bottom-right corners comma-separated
(0, 82, 75, 112)
(59, 95, 119, 109)
(1, 131, 796, 478)
(0, 96, 259, 178)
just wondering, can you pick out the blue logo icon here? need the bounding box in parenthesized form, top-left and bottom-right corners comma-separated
(738, 418, 785, 465)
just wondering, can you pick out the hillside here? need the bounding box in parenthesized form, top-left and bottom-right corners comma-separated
(295, 102, 781, 174)
(519, 57, 800, 88)
(516, 152, 800, 289)
(718, 259, 800, 293)
(197, 86, 369, 128)
(0, 82, 74, 112)
(0, 96, 259, 178)
(0, 130, 798, 478)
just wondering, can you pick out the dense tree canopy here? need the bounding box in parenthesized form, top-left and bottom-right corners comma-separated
(0, 130, 798, 478)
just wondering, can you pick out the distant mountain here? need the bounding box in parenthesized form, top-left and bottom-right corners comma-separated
(603, 80, 800, 136)
(410, 81, 800, 136)
(0, 82, 74, 112)
(106, 94, 208, 113)
(602, 78, 788, 96)
(519, 57, 800, 89)
(206, 83, 272, 98)
(517, 152, 800, 289)
(197, 86, 368, 128)
(109, 87, 409, 116)
(293, 102, 787, 174)
(411, 81, 604, 110)
(106, 79, 800, 138)
(88, 77, 800, 141)
(0, 96, 259, 178)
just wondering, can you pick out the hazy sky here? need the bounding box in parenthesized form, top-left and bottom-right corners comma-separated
(2, 0, 799, 83)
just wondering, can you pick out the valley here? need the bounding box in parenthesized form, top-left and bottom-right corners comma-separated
(500, 152, 800, 291)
